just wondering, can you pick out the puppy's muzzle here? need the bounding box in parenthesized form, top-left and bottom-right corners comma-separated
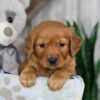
(48, 57, 57, 65)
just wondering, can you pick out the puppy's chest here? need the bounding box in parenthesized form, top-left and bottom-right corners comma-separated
(36, 68, 54, 77)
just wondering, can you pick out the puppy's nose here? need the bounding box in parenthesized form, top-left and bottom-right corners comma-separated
(4, 27, 13, 37)
(48, 57, 57, 65)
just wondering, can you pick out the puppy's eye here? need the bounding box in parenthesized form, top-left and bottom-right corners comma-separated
(59, 43, 65, 48)
(39, 43, 45, 48)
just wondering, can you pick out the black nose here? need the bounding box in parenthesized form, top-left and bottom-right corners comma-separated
(48, 57, 57, 65)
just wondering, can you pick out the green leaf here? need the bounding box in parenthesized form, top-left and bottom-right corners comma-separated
(81, 39, 95, 88)
(73, 21, 81, 36)
(95, 60, 100, 78)
(91, 81, 98, 100)
(76, 49, 86, 76)
(73, 22, 87, 41)
(66, 21, 71, 27)
(66, 20, 73, 27)
(90, 23, 99, 47)
(81, 26, 88, 40)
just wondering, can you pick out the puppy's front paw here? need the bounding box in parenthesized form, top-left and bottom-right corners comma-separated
(20, 71, 36, 87)
(48, 76, 65, 91)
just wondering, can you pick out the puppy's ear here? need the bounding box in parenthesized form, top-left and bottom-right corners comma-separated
(25, 29, 36, 57)
(69, 28, 82, 57)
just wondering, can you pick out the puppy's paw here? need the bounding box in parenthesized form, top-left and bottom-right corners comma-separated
(48, 76, 65, 91)
(20, 71, 36, 88)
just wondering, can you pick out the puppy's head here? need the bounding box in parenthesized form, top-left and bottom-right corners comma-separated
(25, 21, 82, 69)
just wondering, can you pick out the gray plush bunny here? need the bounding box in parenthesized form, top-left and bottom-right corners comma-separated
(0, 0, 30, 74)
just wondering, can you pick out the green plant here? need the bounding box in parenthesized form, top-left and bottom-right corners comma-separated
(66, 21, 100, 100)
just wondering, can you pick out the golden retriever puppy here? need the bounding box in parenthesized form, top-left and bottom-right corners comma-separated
(19, 20, 82, 91)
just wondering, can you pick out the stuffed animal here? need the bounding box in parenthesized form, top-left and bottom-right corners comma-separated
(0, 0, 30, 74)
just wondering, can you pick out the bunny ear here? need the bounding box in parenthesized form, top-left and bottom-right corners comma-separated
(18, 0, 30, 9)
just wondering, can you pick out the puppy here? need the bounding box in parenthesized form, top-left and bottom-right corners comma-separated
(19, 20, 82, 91)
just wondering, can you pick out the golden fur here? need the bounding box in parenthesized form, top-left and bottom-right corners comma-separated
(19, 20, 82, 91)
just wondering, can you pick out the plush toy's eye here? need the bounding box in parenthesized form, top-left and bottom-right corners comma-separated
(7, 17, 13, 23)
(6, 11, 16, 23)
